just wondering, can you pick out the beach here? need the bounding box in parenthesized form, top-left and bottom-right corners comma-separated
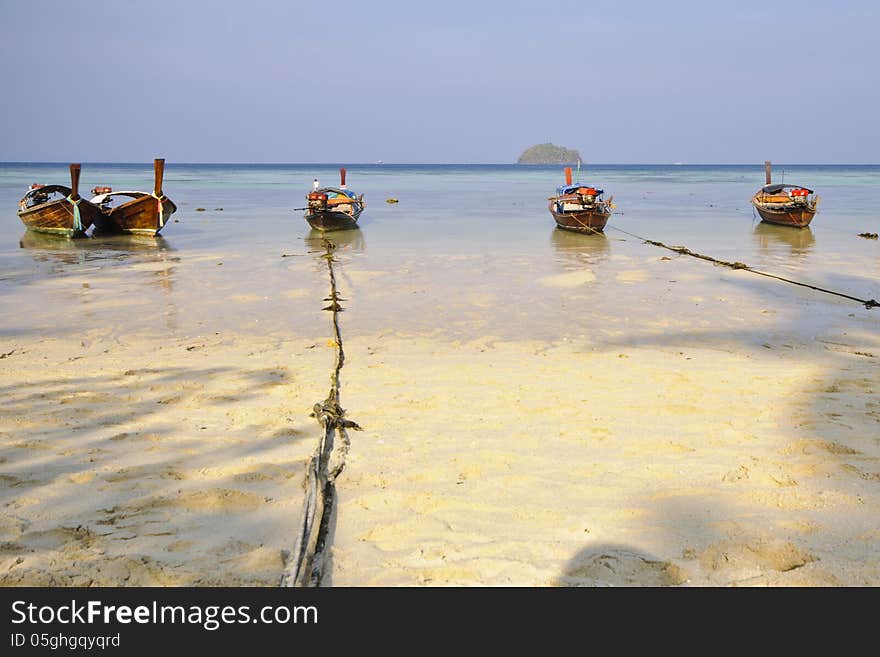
(1, 163, 878, 586)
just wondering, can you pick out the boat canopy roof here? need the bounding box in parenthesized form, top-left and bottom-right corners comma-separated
(316, 186, 359, 200)
(89, 190, 148, 204)
(760, 183, 814, 194)
(21, 184, 70, 200)
(556, 184, 604, 196)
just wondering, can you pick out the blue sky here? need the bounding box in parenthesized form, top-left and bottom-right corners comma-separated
(1, 0, 877, 163)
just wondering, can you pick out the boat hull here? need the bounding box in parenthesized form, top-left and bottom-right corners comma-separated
(549, 203, 611, 234)
(17, 198, 101, 238)
(752, 204, 816, 228)
(305, 209, 361, 231)
(94, 195, 178, 235)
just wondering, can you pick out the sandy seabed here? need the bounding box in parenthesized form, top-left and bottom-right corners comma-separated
(1, 322, 878, 587)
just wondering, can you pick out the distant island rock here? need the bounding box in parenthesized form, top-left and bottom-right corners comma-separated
(517, 143, 582, 164)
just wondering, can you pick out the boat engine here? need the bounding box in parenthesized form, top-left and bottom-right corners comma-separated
(91, 186, 114, 210)
(307, 192, 328, 210)
(577, 187, 598, 204)
(790, 188, 810, 205)
(28, 183, 49, 206)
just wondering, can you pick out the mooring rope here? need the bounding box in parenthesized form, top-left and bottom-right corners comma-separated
(608, 224, 879, 309)
(280, 237, 361, 588)
(568, 212, 603, 235)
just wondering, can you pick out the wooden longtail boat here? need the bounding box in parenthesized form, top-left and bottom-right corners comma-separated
(90, 159, 177, 235)
(304, 168, 365, 231)
(750, 161, 819, 228)
(548, 166, 615, 234)
(17, 164, 102, 238)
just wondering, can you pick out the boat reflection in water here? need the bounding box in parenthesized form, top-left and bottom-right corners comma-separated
(305, 228, 366, 253)
(550, 224, 611, 268)
(752, 221, 815, 257)
(20, 230, 174, 262)
(19, 230, 177, 294)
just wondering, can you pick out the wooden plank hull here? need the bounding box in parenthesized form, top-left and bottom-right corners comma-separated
(17, 198, 101, 238)
(549, 203, 611, 234)
(753, 204, 816, 228)
(94, 195, 178, 235)
(305, 209, 361, 231)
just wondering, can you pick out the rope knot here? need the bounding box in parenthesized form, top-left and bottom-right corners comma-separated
(151, 192, 166, 227)
(66, 195, 83, 232)
(311, 399, 343, 426)
(310, 399, 361, 431)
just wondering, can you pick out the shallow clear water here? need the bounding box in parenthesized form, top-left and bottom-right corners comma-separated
(1, 163, 878, 345)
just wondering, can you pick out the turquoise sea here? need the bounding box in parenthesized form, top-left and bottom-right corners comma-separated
(1, 163, 878, 345)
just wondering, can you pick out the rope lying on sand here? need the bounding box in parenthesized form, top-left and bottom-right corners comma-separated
(280, 238, 361, 588)
(607, 225, 878, 309)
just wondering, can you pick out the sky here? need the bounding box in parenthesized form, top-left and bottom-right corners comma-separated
(1, 0, 878, 164)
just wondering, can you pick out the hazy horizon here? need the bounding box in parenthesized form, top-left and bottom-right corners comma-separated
(2, 1, 878, 165)
(3, 161, 878, 166)
(3, 163, 880, 167)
